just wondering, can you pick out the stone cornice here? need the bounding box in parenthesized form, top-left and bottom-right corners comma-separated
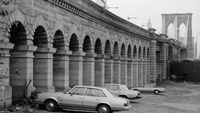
(44, 0, 151, 40)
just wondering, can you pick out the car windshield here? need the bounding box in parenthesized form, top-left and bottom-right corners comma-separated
(120, 85, 129, 90)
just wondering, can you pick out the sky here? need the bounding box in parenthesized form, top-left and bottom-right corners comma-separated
(106, 0, 200, 57)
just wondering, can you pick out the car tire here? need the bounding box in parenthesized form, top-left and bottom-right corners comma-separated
(154, 90, 160, 95)
(97, 104, 112, 113)
(44, 100, 58, 112)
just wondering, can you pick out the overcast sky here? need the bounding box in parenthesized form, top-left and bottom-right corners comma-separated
(107, 0, 200, 38)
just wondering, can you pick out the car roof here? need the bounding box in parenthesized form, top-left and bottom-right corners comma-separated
(74, 85, 106, 90)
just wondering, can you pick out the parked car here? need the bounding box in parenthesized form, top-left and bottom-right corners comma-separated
(130, 84, 166, 95)
(34, 85, 131, 113)
(103, 84, 142, 99)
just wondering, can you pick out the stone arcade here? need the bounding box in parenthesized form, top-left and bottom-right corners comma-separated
(0, 0, 183, 106)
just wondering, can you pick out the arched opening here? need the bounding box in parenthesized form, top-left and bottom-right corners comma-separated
(53, 30, 67, 91)
(10, 21, 27, 45)
(133, 46, 137, 59)
(105, 40, 111, 55)
(33, 26, 48, 47)
(121, 43, 126, 57)
(138, 47, 142, 59)
(113, 42, 119, 56)
(69, 34, 79, 52)
(95, 38, 102, 54)
(143, 47, 146, 59)
(83, 35, 94, 86)
(180, 48, 187, 60)
(94, 38, 103, 87)
(179, 23, 187, 46)
(127, 45, 132, 58)
(9, 21, 30, 100)
(83, 35, 92, 54)
(33, 26, 52, 92)
(167, 23, 176, 39)
(69, 33, 81, 87)
(53, 30, 65, 50)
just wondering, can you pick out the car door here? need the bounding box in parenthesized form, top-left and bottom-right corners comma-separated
(61, 87, 86, 110)
(82, 88, 101, 111)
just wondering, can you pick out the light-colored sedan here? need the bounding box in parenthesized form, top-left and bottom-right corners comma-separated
(34, 85, 131, 113)
(130, 85, 166, 95)
(103, 84, 142, 99)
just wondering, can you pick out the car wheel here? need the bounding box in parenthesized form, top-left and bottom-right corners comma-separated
(98, 104, 112, 113)
(44, 100, 57, 112)
(154, 90, 160, 95)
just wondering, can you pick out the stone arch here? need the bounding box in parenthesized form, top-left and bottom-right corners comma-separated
(69, 33, 79, 52)
(9, 21, 30, 99)
(138, 46, 142, 59)
(133, 45, 137, 59)
(113, 42, 119, 56)
(33, 26, 48, 47)
(9, 21, 27, 45)
(105, 40, 111, 55)
(83, 35, 92, 53)
(94, 38, 102, 54)
(53, 30, 65, 50)
(121, 43, 126, 57)
(127, 44, 132, 58)
(143, 47, 146, 59)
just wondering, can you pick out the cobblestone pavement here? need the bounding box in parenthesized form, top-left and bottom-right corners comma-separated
(1, 82, 200, 113)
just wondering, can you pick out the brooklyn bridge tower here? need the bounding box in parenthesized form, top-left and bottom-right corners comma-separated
(162, 13, 194, 60)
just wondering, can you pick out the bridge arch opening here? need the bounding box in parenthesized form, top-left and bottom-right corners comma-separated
(179, 23, 187, 46)
(167, 23, 176, 39)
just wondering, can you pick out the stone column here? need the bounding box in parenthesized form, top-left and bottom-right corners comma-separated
(0, 42, 13, 106)
(149, 28, 157, 85)
(147, 60, 151, 84)
(53, 50, 71, 91)
(105, 55, 113, 84)
(34, 47, 56, 92)
(160, 42, 169, 80)
(95, 55, 105, 87)
(127, 58, 133, 88)
(132, 59, 138, 87)
(83, 52, 96, 86)
(113, 55, 121, 84)
(120, 57, 127, 85)
(143, 59, 148, 85)
(69, 51, 85, 88)
(10, 45, 37, 99)
(138, 60, 143, 86)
